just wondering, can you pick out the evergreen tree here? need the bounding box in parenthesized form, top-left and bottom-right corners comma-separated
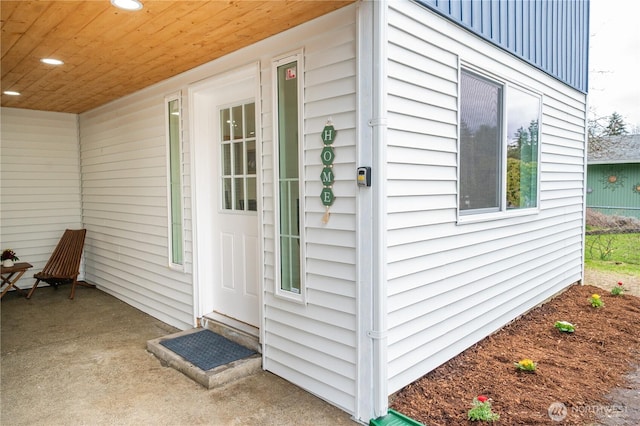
(604, 112, 628, 136)
(507, 127, 526, 159)
(507, 120, 538, 162)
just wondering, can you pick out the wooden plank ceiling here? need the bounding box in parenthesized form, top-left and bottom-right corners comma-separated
(1, 0, 355, 114)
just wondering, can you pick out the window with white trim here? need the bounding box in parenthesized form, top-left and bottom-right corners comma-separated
(166, 94, 183, 266)
(459, 69, 540, 216)
(273, 52, 304, 299)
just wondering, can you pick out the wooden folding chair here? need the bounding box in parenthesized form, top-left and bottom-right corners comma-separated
(27, 229, 94, 299)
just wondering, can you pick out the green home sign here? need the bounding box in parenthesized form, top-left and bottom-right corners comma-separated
(320, 123, 336, 208)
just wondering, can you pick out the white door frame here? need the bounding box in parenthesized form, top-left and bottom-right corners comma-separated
(189, 62, 263, 328)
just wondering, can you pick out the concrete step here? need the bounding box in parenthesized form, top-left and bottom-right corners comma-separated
(147, 326, 262, 389)
(200, 313, 261, 354)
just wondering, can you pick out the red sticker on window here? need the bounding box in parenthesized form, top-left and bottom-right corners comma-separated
(286, 66, 297, 80)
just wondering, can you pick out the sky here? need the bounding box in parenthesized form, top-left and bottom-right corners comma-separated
(589, 0, 640, 132)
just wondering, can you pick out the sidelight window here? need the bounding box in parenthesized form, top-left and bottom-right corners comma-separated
(166, 94, 184, 266)
(274, 52, 304, 299)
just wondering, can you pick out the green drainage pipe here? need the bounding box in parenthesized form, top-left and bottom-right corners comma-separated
(369, 409, 424, 426)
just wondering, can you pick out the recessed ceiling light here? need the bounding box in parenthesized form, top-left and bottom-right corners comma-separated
(41, 58, 64, 65)
(111, 0, 143, 11)
(3, 91, 21, 96)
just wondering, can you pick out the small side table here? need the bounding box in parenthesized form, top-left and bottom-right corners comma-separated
(1, 262, 33, 299)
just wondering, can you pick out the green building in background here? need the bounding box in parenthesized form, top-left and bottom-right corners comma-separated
(587, 135, 640, 219)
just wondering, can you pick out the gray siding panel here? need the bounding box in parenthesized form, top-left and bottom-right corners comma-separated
(0, 108, 82, 289)
(417, 0, 589, 93)
(386, 1, 587, 393)
(261, 7, 359, 413)
(80, 91, 192, 329)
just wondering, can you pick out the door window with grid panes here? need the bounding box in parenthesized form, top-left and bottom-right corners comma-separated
(220, 102, 257, 212)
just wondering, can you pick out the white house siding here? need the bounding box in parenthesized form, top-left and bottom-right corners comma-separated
(76, 3, 359, 409)
(261, 7, 359, 414)
(385, 1, 587, 393)
(80, 90, 193, 329)
(0, 107, 82, 289)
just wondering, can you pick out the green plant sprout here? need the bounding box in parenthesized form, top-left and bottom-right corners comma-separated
(554, 321, 575, 333)
(514, 358, 537, 372)
(589, 293, 604, 308)
(467, 395, 500, 422)
(611, 281, 625, 296)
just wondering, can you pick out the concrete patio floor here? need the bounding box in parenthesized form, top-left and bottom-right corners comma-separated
(1, 285, 357, 425)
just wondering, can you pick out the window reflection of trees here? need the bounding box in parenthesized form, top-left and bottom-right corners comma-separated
(507, 118, 539, 209)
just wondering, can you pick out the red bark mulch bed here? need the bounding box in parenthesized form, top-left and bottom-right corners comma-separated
(390, 284, 640, 425)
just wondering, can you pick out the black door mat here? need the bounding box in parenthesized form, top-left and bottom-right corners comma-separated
(160, 329, 256, 371)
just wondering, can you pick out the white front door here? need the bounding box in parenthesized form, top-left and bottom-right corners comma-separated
(191, 64, 260, 328)
(212, 99, 259, 327)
